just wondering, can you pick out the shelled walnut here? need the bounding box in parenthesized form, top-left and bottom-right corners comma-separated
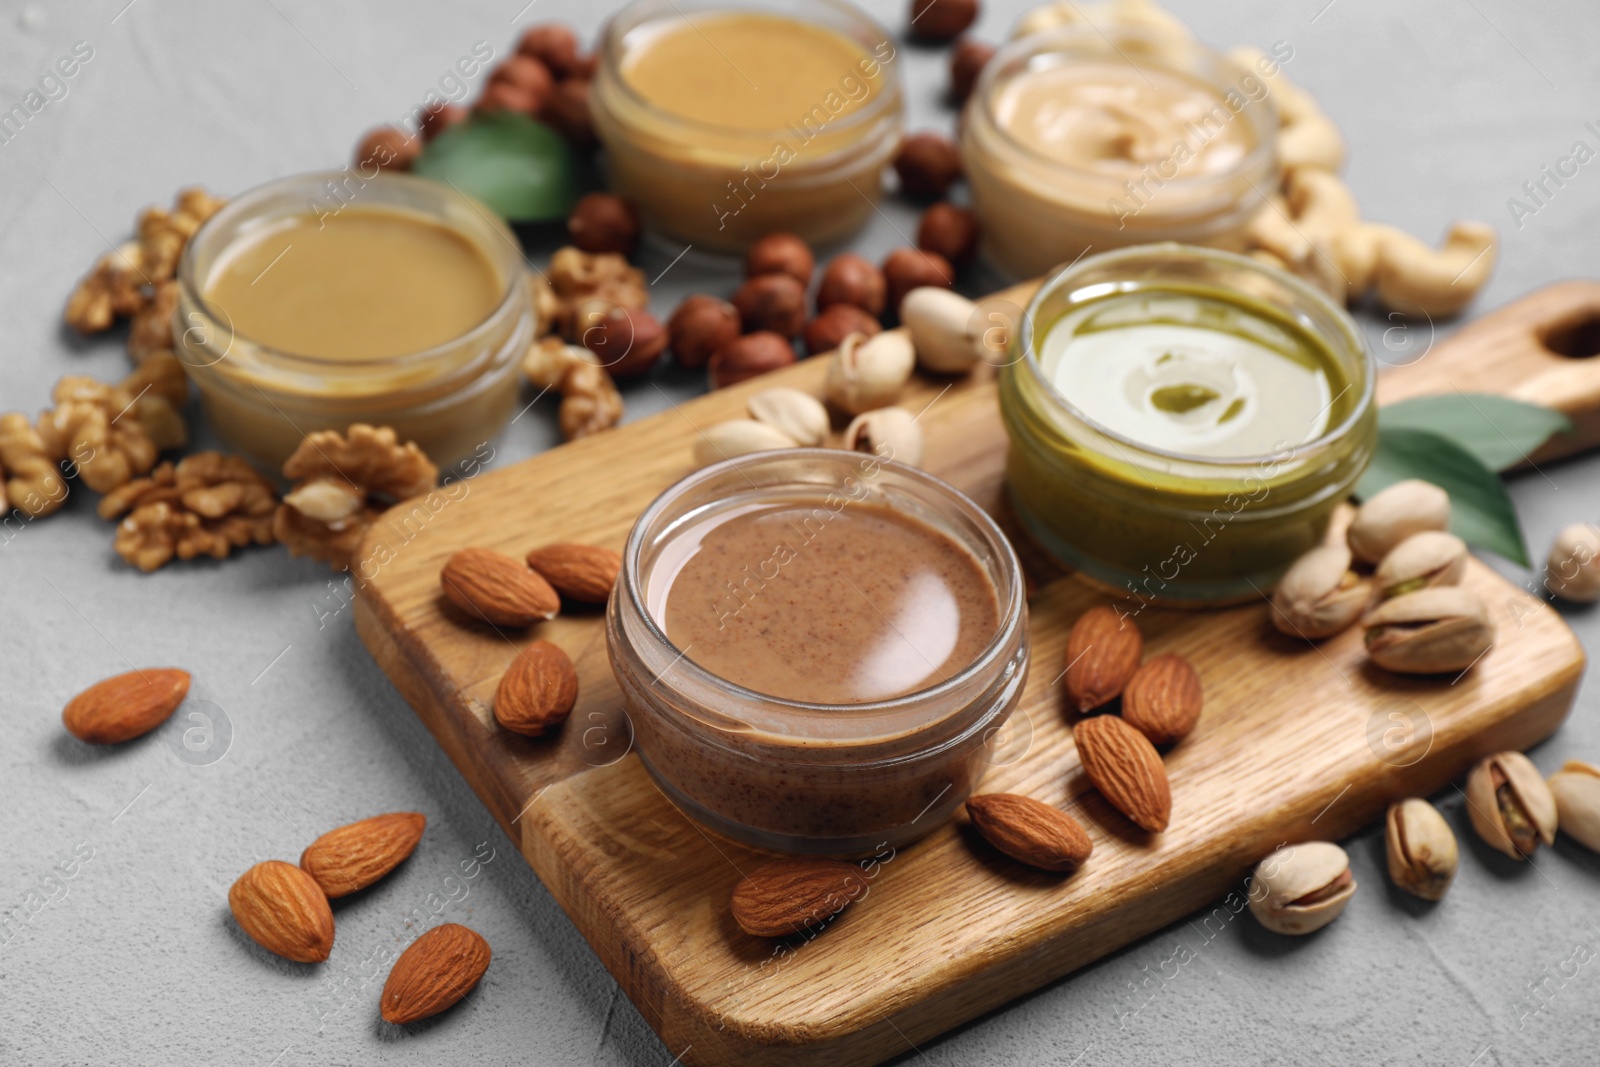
(64, 187, 225, 339)
(523, 336, 625, 440)
(274, 424, 439, 570)
(0, 412, 69, 518)
(544, 247, 647, 340)
(98, 452, 278, 572)
(36, 362, 188, 494)
(127, 280, 181, 364)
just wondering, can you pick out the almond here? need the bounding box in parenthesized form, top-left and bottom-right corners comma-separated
(1120, 653, 1203, 746)
(1062, 605, 1142, 712)
(62, 667, 190, 744)
(494, 640, 578, 736)
(381, 923, 492, 1024)
(440, 547, 559, 627)
(966, 793, 1093, 872)
(525, 543, 622, 604)
(730, 858, 868, 938)
(1073, 714, 1172, 832)
(300, 812, 427, 898)
(228, 860, 335, 963)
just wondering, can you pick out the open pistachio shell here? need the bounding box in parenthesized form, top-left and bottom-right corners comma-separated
(1375, 531, 1468, 599)
(1363, 586, 1493, 674)
(1249, 841, 1356, 935)
(1464, 751, 1558, 859)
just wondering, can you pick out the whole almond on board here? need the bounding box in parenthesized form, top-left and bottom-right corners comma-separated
(62, 668, 190, 744)
(1073, 714, 1171, 832)
(494, 640, 579, 737)
(525, 543, 621, 604)
(381, 923, 492, 1024)
(300, 812, 427, 898)
(966, 794, 1093, 872)
(1464, 751, 1557, 859)
(1120, 653, 1202, 746)
(1063, 605, 1142, 712)
(440, 547, 559, 627)
(228, 860, 335, 963)
(730, 858, 868, 938)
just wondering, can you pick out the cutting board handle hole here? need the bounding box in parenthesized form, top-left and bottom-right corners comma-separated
(1538, 309, 1600, 359)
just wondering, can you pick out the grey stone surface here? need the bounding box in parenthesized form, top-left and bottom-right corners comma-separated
(3, 0, 1600, 1064)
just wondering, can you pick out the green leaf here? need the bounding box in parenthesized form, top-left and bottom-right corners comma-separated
(1379, 394, 1571, 472)
(1356, 426, 1530, 566)
(412, 112, 577, 221)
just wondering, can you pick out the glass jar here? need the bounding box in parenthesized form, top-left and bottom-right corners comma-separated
(607, 449, 1029, 856)
(1000, 244, 1377, 605)
(175, 172, 535, 471)
(591, 0, 904, 254)
(962, 26, 1279, 279)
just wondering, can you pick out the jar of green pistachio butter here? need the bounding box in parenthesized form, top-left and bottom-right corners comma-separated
(999, 244, 1377, 605)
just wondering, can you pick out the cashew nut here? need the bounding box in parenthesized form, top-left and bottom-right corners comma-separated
(1278, 110, 1347, 173)
(1243, 196, 1311, 267)
(1333, 223, 1384, 297)
(1370, 221, 1499, 317)
(1285, 169, 1365, 299)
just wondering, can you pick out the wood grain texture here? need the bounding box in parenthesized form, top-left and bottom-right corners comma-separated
(354, 282, 1593, 1066)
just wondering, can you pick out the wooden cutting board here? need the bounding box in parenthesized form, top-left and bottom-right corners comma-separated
(354, 280, 1600, 1066)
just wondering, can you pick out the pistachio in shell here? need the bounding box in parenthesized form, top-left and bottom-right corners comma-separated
(1384, 798, 1458, 900)
(1374, 530, 1468, 599)
(1362, 586, 1493, 674)
(1464, 751, 1557, 860)
(1348, 479, 1450, 564)
(1545, 524, 1600, 603)
(1546, 759, 1600, 852)
(1271, 543, 1370, 639)
(1249, 841, 1357, 935)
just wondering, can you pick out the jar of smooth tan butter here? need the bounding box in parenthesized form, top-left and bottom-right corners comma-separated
(963, 27, 1280, 278)
(607, 450, 1029, 856)
(176, 172, 535, 470)
(591, 0, 904, 253)
(1000, 245, 1376, 605)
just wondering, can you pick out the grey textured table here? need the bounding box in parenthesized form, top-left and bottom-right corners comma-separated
(4, 1, 1600, 1064)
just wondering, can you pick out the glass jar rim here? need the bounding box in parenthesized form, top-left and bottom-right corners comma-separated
(620, 448, 1026, 724)
(597, 0, 902, 141)
(176, 170, 528, 372)
(1018, 242, 1376, 469)
(973, 24, 1279, 196)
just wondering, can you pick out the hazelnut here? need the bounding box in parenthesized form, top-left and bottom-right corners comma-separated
(744, 233, 815, 286)
(894, 132, 963, 200)
(582, 306, 668, 378)
(883, 248, 955, 314)
(816, 253, 887, 317)
(950, 38, 996, 105)
(917, 202, 979, 266)
(568, 193, 641, 257)
(517, 24, 582, 80)
(909, 0, 979, 42)
(710, 332, 797, 389)
(731, 274, 807, 338)
(541, 79, 595, 146)
(419, 102, 466, 141)
(567, 53, 599, 81)
(354, 126, 418, 172)
(804, 304, 882, 356)
(475, 78, 539, 116)
(668, 295, 741, 370)
(489, 55, 554, 111)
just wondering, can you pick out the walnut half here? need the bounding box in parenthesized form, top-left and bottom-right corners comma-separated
(99, 452, 278, 572)
(274, 424, 438, 571)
